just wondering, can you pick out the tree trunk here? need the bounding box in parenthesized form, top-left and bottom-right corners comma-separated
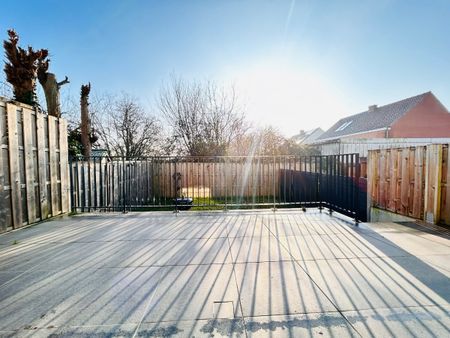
(80, 84, 91, 157)
(39, 73, 62, 117)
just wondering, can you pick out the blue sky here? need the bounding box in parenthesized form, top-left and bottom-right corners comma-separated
(1, 0, 449, 136)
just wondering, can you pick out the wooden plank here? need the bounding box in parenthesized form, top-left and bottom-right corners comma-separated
(388, 149, 396, 212)
(48, 115, 59, 216)
(36, 113, 49, 219)
(412, 146, 424, 219)
(424, 144, 443, 224)
(372, 151, 378, 205)
(59, 118, 70, 213)
(0, 102, 10, 231)
(378, 150, 386, 209)
(433, 145, 443, 224)
(407, 148, 415, 217)
(6, 103, 23, 228)
(400, 149, 410, 215)
(22, 108, 36, 223)
(440, 145, 450, 225)
(367, 151, 374, 212)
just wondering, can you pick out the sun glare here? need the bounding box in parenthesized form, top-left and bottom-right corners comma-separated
(227, 58, 349, 136)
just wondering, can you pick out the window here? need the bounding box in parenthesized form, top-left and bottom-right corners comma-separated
(335, 120, 353, 132)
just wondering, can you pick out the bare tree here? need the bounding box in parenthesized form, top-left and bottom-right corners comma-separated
(3, 29, 47, 106)
(94, 93, 162, 158)
(159, 76, 247, 156)
(228, 126, 319, 156)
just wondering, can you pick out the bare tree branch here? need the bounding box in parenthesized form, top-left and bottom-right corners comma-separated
(159, 75, 247, 156)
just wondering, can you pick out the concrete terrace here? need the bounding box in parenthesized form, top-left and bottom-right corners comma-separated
(0, 210, 449, 337)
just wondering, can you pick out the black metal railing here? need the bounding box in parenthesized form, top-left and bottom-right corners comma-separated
(69, 154, 367, 221)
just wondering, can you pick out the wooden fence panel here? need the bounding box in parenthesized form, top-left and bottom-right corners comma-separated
(368, 144, 449, 225)
(0, 99, 70, 233)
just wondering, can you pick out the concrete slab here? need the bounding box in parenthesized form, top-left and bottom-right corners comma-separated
(278, 233, 355, 261)
(0, 266, 160, 331)
(229, 235, 293, 263)
(143, 264, 242, 322)
(7, 319, 248, 338)
(233, 261, 338, 317)
(369, 231, 450, 256)
(167, 237, 232, 265)
(0, 209, 449, 337)
(301, 256, 449, 311)
(244, 312, 358, 337)
(226, 214, 270, 238)
(343, 305, 450, 338)
(419, 254, 450, 277)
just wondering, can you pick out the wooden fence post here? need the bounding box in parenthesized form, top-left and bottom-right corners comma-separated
(424, 144, 443, 224)
(0, 101, 8, 231)
(59, 118, 70, 213)
(6, 103, 23, 228)
(440, 145, 450, 224)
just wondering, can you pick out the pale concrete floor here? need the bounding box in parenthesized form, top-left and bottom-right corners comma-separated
(0, 209, 449, 337)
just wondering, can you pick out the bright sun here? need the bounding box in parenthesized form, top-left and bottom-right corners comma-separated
(224, 57, 349, 136)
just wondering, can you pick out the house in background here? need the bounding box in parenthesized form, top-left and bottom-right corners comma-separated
(291, 127, 324, 145)
(313, 92, 450, 156)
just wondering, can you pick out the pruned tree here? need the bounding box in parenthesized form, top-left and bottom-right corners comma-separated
(94, 93, 162, 158)
(80, 83, 91, 157)
(37, 56, 69, 117)
(3, 29, 48, 106)
(159, 76, 247, 156)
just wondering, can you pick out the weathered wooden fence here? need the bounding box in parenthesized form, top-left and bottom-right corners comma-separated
(367, 144, 450, 225)
(0, 99, 70, 233)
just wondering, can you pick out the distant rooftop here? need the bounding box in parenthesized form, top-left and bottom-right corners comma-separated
(316, 92, 431, 142)
(292, 127, 324, 145)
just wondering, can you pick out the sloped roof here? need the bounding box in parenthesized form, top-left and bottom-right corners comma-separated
(317, 92, 431, 141)
(292, 127, 324, 144)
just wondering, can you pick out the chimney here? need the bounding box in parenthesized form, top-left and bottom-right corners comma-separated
(368, 104, 377, 112)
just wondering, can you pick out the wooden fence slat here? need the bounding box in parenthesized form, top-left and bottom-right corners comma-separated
(0, 102, 9, 231)
(424, 145, 442, 223)
(48, 115, 59, 216)
(407, 148, 415, 217)
(440, 145, 450, 224)
(413, 146, 424, 218)
(387, 149, 395, 211)
(6, 103, 23, 228)
(400, 149, 410, 215)
(37, 113, 49, 219)
(59, 118, 70, 213)
(22, 108, 36, 223)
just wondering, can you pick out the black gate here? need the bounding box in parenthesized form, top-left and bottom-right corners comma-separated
(70, 154, 367, 221)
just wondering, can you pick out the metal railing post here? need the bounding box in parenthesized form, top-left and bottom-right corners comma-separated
(174, 158, 179, 214)
(224, 157, 228, 212)
(272, 155, 277, 212)
(122, 157, 126, 213)
(354, 154, 360, 225)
